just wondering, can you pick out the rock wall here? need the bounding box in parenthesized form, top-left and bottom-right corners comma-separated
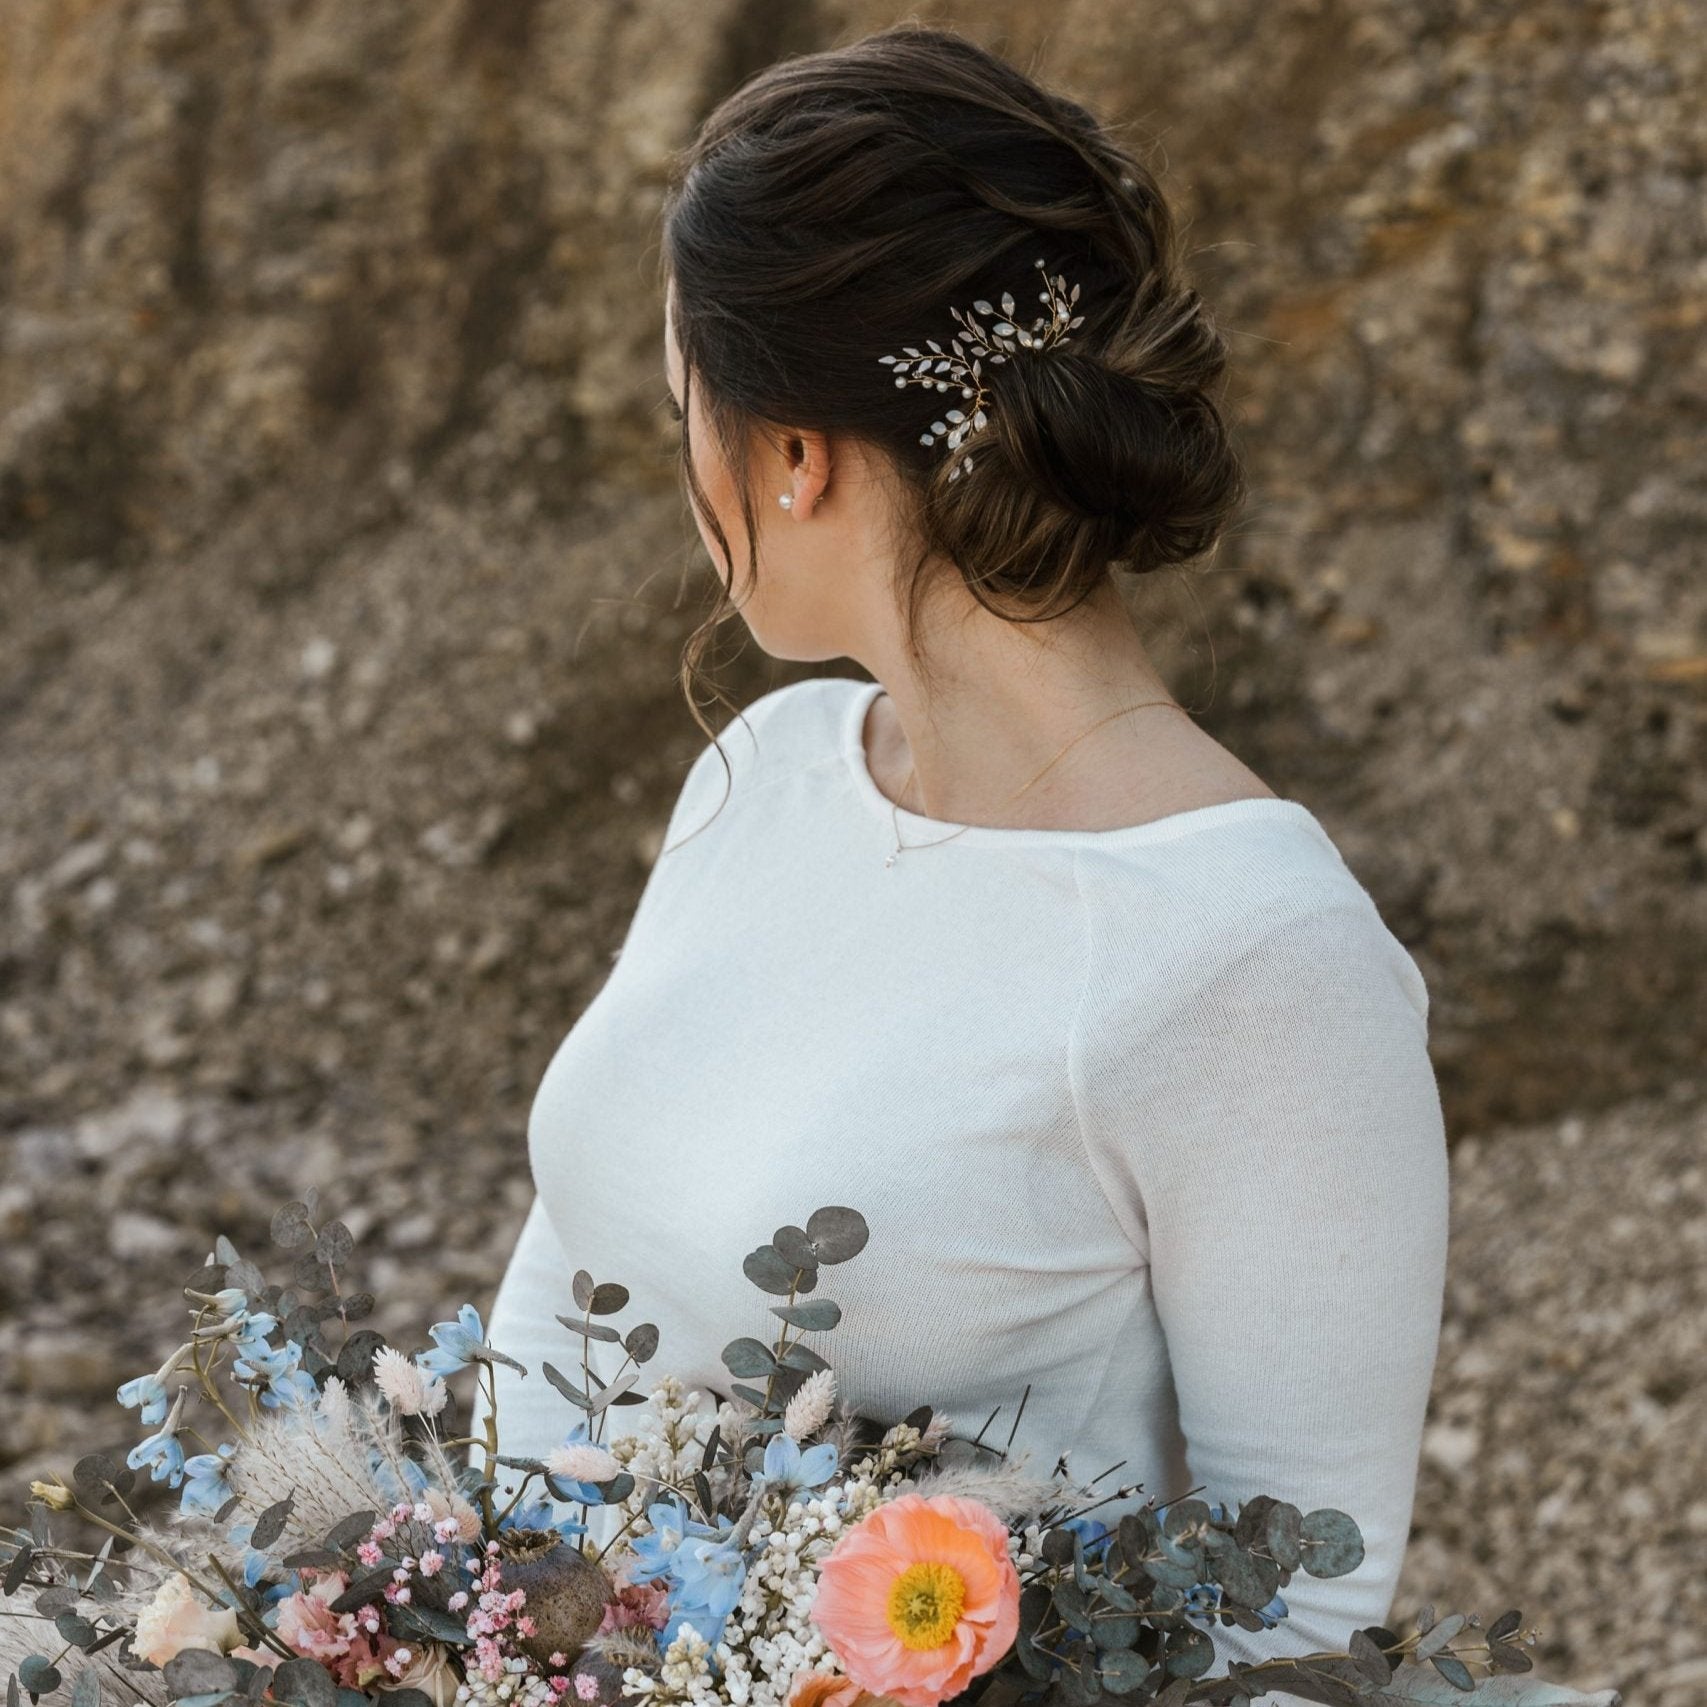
(1, 6, 1703, 1693)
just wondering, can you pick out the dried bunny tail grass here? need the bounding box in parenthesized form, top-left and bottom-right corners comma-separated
(904, 1459, 1061, 1522)
(221, 1381, 405, 1549)
(585, 1626, 665, 1674)
(817, 1408, 869, 1469)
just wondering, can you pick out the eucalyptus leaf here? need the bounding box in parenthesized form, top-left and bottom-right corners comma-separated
(17, 1658, 61, 1695)
(769, 1299, 841, 1331)
(805, 1205, 869, 1263)
(389, 1602, 469, 1643)
(742, 1245, 802, 1296)
(164, 1652, 238, 1696)
(72, 1455, 119, 1495)
(586, 1283, 629, 1316)
(1348, 1629, 1394, 1685)
(1093, 1612, 1139, 1651)
(270, 1203, 315, 1250)
(772, 1226, 818, 1269)
(1379, 1666, 1618, 1707)
(778, 1342, 830, 1375)
(1487, 1610, 1523, 1644)
(328, 1567, 395, 1614)
(541, 1363, 591, 1409)
(1211, 1544, 1281, 1610)
(250, 1495, 295, 1552)
(323, 1511, 377, 1550)
(1490, 1647, 1537, 1676)
(1053, 1580, 1093, 1635)
(314, 1221, 354, 1267)
(1299, 1508, 1364, 1578)
(1430, 1654, 1476, 1692)
(1099, 1650, 1147, 1694)
(3, 1542, 34, 1594)
(1415, 1612, 1469, 1660)
(1161, 1627, 1214, 1680)
(1232, 1494, 1278, 1549)
(721, 1337, 778, 1378)
(1162, 1498, 1210, 1540)
(271, 1658, 336, 1707)
(53, 1613, 98, 1650)
(335, 1331, 387, 1387)
(553, 1315, 621, 1344)
(584, 1368, 640, 1413)
(1265, 1501, 1303, 1571)
(571, 1271, 595, 1310)
(624, 1323, 660, 1364)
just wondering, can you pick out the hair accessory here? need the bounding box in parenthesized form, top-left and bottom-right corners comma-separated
(877, 257, 1084, 481)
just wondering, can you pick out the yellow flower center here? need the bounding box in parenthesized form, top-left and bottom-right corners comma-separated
(885, 1560, 967, 1650)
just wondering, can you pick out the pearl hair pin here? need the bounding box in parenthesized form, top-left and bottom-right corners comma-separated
(878, 257, 1084, 481)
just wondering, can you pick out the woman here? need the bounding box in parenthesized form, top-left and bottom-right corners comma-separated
(475, 23, 1449, 1702)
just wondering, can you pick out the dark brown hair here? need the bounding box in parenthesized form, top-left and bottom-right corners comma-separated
(657, 23, 1246, 811)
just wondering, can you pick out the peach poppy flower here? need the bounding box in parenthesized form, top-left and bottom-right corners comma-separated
(787, 1674, 867, 1707)
(811, 1493, 1020, 1707)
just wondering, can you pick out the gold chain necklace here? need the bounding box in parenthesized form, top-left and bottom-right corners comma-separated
(882, 695, 1193, 868)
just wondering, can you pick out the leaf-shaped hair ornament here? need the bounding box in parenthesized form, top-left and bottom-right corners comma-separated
(877, 257, 1086, 481)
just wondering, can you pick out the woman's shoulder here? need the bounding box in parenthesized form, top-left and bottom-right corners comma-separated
(656, 676, 858, 851)
(717, 674, 859, 759)
(1071, 811, 1432, 1029)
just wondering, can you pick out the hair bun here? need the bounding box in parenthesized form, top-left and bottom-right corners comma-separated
(977, 345, 1242, 568)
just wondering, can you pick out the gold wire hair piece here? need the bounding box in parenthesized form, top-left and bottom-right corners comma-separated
(877, 257, 1085, 481)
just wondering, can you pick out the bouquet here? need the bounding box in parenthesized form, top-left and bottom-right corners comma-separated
(2, 1193, 1618, 1707)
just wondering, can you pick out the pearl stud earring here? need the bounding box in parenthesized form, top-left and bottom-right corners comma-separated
(778, 493, 794, 509)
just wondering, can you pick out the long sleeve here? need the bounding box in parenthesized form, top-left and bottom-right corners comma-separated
(1070, 893, 1450, 1703)
(468, 717, 740, 1511)
(471, 1193, 582, 1512)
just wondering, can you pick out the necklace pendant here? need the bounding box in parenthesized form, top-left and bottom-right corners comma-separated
(884, 848, 899, 869)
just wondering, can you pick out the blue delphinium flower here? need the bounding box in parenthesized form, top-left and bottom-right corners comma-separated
(663, 1536, 748, 1652)
(1182, 1581, 1224, 1626)
(753, 1432, 838, 1503)
(543, 1420, 612, 1505)
(1255, 1589, 1289, 1628)
(226, 1517, 272, 1589)
(179, 1442, 238, 1516)
(498, 1498, 587, 1543)
(232, 1311, 279, 1353)
(627, 1496, 728, 1582)
(1060, 1515, 1115, 1565)
(127, 1425, 186, 1487)
(417, 1304, 486, 1377)
(232, 1338, 316, 1409)
(116, 1373, 170, 1426)
(369, 1443, 430, 1505)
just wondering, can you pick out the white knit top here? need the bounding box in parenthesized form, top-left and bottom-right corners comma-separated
(476, 674, 1450, 1700)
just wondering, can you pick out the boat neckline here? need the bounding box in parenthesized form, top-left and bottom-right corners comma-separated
(840, 677, 1322, 850)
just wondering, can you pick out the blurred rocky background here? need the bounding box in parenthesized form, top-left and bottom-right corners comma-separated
(1, 0, 1701, 1700)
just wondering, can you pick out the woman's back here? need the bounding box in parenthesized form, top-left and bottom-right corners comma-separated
(478, 674, 1448, 1699)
